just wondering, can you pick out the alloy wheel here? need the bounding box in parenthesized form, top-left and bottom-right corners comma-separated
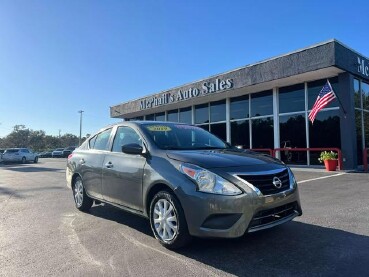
(74, 179, 84, 207)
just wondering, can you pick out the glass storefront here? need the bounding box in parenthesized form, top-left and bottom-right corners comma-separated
(230, 95, 249, 120)
(250, 90, 273, 117)
(279, 114, 307, 164)
(195, 104, 209, 124)
(279, 84, 305, 113)
(355, 79, 369, 165)
(210, 123, 226, 141)
(167, 109, 178, 122)
(231, 120, 250, 148)
(179, 107, 192, 124)
(309, 109, 341, 165)
(308, 77, 339, 109)
(252, 117, 274, 149)
(155, 112, 165, 121)
(139, 77, 355, 167)
(210, 100, 226, 122)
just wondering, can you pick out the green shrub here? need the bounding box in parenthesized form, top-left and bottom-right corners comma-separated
(318, 151, 338, 163)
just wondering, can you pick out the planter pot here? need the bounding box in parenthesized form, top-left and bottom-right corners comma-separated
(324, 159, 338, 171)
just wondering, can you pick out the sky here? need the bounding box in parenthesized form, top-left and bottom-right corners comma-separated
(0, 0, 368, 138)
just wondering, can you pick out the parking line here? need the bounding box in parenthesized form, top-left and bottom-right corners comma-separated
(298, 173, 346, 184)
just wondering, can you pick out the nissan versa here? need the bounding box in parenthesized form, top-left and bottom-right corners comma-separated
(66, 122, 302, 249)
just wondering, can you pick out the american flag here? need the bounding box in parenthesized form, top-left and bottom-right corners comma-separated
(308, 80, 336, 123)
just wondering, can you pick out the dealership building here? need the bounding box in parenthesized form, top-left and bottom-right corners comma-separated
(111, 39, 369, 170)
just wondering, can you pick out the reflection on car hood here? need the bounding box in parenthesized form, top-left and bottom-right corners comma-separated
(166, 149, 282, 169)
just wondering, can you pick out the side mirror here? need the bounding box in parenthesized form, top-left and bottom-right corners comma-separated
(122, 143, 144, 155)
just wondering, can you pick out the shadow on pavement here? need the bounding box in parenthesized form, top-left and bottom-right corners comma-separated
(88, 204, 369, 276)
(177, 222, 369, 276)
(0, 186, 24, 199)
(1, 165, 64, 173)
(0, 186, 66, 199)
(90, 204, 153, 237)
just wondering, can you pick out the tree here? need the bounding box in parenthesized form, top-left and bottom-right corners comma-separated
(3, 125, 30, 148)
(0, 125, 82, 152)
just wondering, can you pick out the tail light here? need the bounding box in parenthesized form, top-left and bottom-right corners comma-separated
(68, 154, 73, 159)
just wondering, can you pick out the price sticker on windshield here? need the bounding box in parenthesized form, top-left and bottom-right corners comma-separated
(147, 125, 172, 132)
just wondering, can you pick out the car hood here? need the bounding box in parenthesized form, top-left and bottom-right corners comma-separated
(166, 149, 283, 169)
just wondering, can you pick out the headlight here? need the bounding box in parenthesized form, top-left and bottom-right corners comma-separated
(287, 167, 297, 189)
(179, 163, 242, 195)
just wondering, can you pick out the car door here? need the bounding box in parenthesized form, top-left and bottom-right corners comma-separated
(79, 128, 113, 200)
(22, 149, 32, 161)
(102, 126, 146, 210)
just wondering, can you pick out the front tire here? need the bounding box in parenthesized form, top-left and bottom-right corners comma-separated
(73, 176, 93, 212)
(149, 191, 191, 249)
(34, 157, 38, 163)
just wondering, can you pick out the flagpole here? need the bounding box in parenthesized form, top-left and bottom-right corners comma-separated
(328, 79, 347, 117)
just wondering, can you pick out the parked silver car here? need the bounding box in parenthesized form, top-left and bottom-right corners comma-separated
(66, 122, 302, 249)
(2, 148, 38, 163)
(52, 148, 64, 158)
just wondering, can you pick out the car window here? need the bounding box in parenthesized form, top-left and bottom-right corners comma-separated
(23, 149, 29, 153)
(93, 128, 113, 151)
(112, 126, 142, 153)
(143, 123, 228, 150)
(89, 135, 97, 149)
(5, 149, 18, 153)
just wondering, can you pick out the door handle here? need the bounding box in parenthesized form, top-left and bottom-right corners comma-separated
(79, 158, 85, 165)
(105, 162, 113, 168)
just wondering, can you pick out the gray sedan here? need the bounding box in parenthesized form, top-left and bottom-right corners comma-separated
(66, 122, 302, 249)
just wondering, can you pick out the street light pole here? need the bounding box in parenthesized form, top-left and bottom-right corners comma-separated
(78, 110, 84, 146)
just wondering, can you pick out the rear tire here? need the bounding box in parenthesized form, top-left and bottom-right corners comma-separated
(34, 157, 38, 163)
(149, 190, 192, 249)
(21, 157, 26, 164)
(73, 176, 93, 212)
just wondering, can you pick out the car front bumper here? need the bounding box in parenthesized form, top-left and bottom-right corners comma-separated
(177, 186, 302, 238)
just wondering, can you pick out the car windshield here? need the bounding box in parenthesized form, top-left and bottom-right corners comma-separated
(142, 123, 229, 150)
(5, 149, 19, 153)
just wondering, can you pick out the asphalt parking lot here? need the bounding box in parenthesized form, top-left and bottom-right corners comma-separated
(0, 159, 369, 276)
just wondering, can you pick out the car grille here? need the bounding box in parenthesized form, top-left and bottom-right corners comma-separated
(237, 169, 290, 195)
(248, 202, 298, 231)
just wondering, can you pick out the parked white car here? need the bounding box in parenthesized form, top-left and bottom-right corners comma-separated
(2, 148, 38, 163)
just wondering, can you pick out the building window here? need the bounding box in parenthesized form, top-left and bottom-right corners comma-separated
(210, 100, 226, 122)
(362, 82, 369, 111)
(309, 109, 340, 164)
(167, 109, 179, 122)
(195, 103, 209, 124)
(354, 79, 361, 109)
(231, 120, 250, 149)
(146, 114, 155, 121)
(308, 77, 338, 110)
(155, 112, 165, 121)
(280, 114, 307, 164)
(198, 125, 209, 131)
(252, 117, 274, 148)
(230, 95, 249, 120)
(210, 123, 226, 141)
(364, 111, 369, 148)
(356, 110, 363, 165)
(279, 84, 305, 113)
(179, 107, 192, 124)
(250, 90, 273, 117)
